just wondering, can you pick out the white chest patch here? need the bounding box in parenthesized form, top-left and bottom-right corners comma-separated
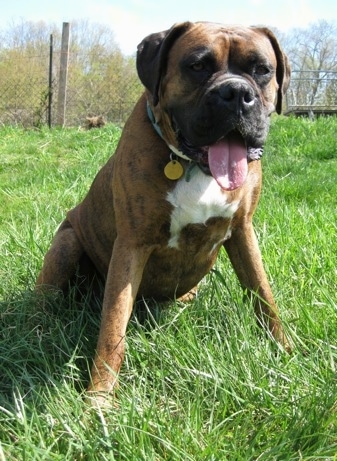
(166, 168, 240, 248)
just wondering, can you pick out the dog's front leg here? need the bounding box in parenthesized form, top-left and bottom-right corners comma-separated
(224, 224, 290, 350)
(88, 238, 154, 395)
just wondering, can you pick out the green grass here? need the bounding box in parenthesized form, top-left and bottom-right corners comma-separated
(0, 116, 337, 460)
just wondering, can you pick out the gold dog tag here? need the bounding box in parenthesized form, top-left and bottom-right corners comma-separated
(164, 160, 184, 180)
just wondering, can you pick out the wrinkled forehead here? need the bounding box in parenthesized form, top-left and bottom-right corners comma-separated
(170, 22, 277, 64)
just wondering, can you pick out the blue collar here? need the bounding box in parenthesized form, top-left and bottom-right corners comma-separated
(146, 101, 163, 139)
(146, 101, 192, 161)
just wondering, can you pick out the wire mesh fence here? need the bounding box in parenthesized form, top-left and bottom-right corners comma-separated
(0, 75, 48, 127)
(0, 73, 143, 128)
(0, 44, 144, 128)
(64, 72, 143, 127)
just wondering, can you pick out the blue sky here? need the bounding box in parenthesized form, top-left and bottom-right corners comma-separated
(0, 0, 336, 54)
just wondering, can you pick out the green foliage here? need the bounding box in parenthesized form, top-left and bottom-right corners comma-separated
(0, 118, 337, 459)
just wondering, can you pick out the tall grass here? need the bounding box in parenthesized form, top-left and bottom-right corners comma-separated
(0, 116, 336, 460)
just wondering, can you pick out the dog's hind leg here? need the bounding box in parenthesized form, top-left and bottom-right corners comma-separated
(35, 219, 84, 292)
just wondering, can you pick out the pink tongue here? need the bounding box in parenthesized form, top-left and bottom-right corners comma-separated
(208, 134, 248, 190)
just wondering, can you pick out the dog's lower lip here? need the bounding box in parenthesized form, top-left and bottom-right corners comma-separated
(194, 127, 247, 148)
(183, 131, 247, 157)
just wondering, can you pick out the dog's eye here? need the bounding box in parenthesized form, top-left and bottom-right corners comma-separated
(190, 61, 205, 72)
(254, 64, 271, 76)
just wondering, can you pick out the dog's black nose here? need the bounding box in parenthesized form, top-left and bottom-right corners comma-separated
(218, 79, 256, 114)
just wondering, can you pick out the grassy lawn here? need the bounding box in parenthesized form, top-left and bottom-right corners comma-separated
(0, 116, 336, 460)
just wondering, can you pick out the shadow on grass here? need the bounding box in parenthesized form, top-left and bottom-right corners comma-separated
(0, 282, 174, 412)
(0, 286, 101, 410)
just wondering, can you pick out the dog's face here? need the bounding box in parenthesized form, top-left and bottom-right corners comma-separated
(137, 22, 290, 190)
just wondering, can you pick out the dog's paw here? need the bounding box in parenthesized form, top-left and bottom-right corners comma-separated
(85, 391, 118, 411)
(177, 286, 198, 302)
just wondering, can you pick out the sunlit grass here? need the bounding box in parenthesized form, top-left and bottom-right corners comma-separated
(0, 117, 336, 459)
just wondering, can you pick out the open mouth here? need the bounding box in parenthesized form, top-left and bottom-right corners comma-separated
(177, 131, 263, 191)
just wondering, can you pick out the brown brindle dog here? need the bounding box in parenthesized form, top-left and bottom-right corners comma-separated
(36, 22, 291, 397)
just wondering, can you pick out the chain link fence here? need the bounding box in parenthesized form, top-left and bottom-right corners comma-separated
(64, 72, 143, 127)
(0, 54, 144, 128)
(0, 74, 50, 127)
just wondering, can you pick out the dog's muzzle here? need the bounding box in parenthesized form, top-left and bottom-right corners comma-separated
(214, 77, 257, 115)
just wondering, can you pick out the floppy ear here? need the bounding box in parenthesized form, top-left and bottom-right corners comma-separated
(254, 27, 291, 114)
(137, 22, 192, 106)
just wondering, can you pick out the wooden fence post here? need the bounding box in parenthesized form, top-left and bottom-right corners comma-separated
(48, 34, 53, 128)
(57, 22, 70, 127)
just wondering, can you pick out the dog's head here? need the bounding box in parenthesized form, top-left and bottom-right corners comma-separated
(137, 22, 290, 190)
